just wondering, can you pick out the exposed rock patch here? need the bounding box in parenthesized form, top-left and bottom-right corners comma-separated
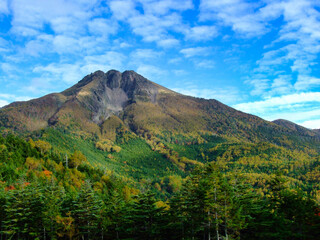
(75, 70, 162, 124)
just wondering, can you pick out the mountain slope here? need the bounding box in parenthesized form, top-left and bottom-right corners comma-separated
(273, 119, 319, 137)
(1, 70, 319, 150)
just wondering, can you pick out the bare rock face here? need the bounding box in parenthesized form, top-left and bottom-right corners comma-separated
(71, 70, 162, 124)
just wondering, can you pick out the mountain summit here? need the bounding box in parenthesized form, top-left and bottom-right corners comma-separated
(62, 70, 174, 124)
(0, 70, 173, 131)
(0, 70, 319, 151)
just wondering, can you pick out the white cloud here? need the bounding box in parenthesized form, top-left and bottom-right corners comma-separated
(23, 34, 54, 57)
(180, 47, 211, 58)
(136, 64, 166, 80)
(33, 63, 83, 84)
(0, 93, 32, 107)
(172, 86, 241, 104)
(0, 62, 21, 81)
(88, 18, 118, 37)
(140, 0, 193, 16)
(272, 109, 320, 124)
(23, 77, 58, 94)
(128, 13, 183, 44)
(0, 0, 9, 14)
(32, 51, 126, 85)
(53, 35, 81, 54)
(109, 0, 189, 47)
(0, 99, 9, 107)
(199, 0, 271, 37)
(300, 119, 320, 129)
(233, 92, 320, 125)
(0, 94, 15, 99)
(109, 0, 137, 20)
(130, 49, 162, 59)
(234, 92, 320, 113)
(245, 77, 270, 96)
(294, 75, 320, 90)
(168, 57, 182, 64)
(15, 96, 33, 101)
(50, 17, 87, 36)
(172, 69, 187, 76)
(9, 0, 102, 40)
(248, 0, 320, 96)
(0, 37, 9, 52)
(185, 25, 218, 41)
(83, 51, 125, 72)
(195, 60, 215, 69)
(157, 38, 179, 48)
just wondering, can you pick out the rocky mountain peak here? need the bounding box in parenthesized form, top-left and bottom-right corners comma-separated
(62, 70, 165, 124)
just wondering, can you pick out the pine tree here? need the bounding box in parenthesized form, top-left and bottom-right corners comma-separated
(42, 180, 65, 239)
(125, 190, 164, 239)
(0, 184, 6, 240)
(72, 180, 103, 240)
(4, 183, 45, 239)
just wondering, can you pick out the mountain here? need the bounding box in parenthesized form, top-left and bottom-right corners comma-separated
(2, 70, 320, 240)
(273, 119, 320, 137)
(1, 69, 320, 181)
(1, 70, 319, 147)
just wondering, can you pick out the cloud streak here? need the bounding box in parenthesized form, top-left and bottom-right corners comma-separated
(233, 92, 320, 128)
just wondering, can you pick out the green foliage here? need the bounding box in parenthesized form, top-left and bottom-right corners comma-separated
(95, 139, 121, 153)
(0, 129, 320, 239)
(69, 150, 87, 169)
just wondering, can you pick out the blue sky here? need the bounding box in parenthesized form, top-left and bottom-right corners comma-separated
(0, 0, 320, 129)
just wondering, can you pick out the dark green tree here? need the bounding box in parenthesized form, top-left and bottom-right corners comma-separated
(124, 190, 164, 239)
(72, 180, 103, 239)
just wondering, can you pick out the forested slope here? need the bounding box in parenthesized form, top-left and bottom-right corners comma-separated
(1, 134, 320, 240)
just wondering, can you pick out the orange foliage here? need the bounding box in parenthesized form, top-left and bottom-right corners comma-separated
(5, 185, 15, 191)
(43, 170, 53, 177)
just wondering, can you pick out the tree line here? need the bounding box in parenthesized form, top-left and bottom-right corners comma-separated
(1, 134, 320, 239)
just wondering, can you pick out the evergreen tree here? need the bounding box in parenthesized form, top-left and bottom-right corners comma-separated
(4, 183, 45, 239)
(42, 180, 65, 239)
(124, 190, 164, 239)
(72, 180, 103, 240)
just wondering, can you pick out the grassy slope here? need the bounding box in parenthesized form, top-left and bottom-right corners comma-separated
(40, 126, 320, 195)
(41, 128, 183, 182)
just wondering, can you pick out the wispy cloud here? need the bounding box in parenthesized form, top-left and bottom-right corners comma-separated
(233, 92, 320, 127)
(180, 47, 212, 58)
(136, 64, 167, 80)
(109, 0, 192, 47)
(130, 49, 162, 60)
(199, 0, 271, 37)
(88, 18, 118, 37)
(173, 86, 242, 104)
(10, 0, 99, 36)
(300, 119, 320, 129)
(234, 92, 320, 113)
(33, 51, 126, 86)
(109, 0, 138, 21)
(294, 75, 320, 90)
(246, 0, 320, 96)
(194, 60, 215, 69)
(1, 0, 320, 129)
(0, 93, 32, 107)
(0, 0, 9, 14)
(140, 0, 193, 16)
(185, 25, 218, 41)
(0, 99, 9, 107)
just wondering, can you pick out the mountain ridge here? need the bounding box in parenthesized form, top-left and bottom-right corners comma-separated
(1, 69, 320, 153)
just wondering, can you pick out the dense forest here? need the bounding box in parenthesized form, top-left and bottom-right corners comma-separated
(1, 133, 320, 239)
